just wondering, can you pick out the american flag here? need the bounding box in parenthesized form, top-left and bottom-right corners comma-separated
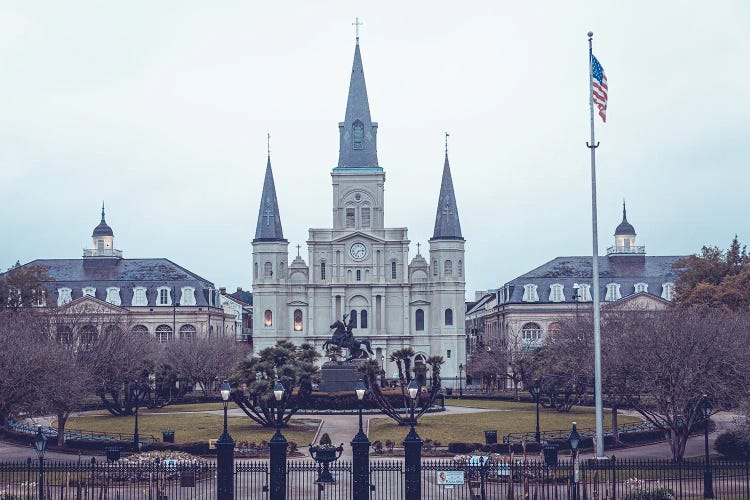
(591, 54, 608, 123)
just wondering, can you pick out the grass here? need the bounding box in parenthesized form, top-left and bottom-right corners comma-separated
(62, 413, 320, 446)
(369, 403, 642, 444)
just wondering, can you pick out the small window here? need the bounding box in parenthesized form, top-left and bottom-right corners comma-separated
(294, 309, 303, 331)
(605, 283, 622, 302)
(352, 120, 364, 149)
(132, 287, 147, 306)
(522, 284, 539, 302)
(661, 282, 675, 301)
(445, 308, 453, 326)
(180, 324, 196, 339)
(82, 287, 96, 297)
(458, 260, 463, 277)
(57, 287, 73, 306)
(321, 262, 326, 280)
(346, 208, 356, 228)
(361, 207, 371, 228)
(350, 310, 358, 329)
(634, 282, 649, 294)
(447, 349, 451, 359)
(391, 261, 397, 280)
(254, 262, 258, 279)
(157, 287, 172, 306)
(415, 309, 425, 331)
(264, 310, 273, 327)
(432, 260, 438, 276)
(549, 284, 565, 303)
(264, 262, 273, 278)
(361, 309, 368, 328)
(444, 260, 453, 276)
(156, 324, 173, 343)
(180, 287, 196, 306)
(356, 270, 361, 281)
(105, 287, 121, 305)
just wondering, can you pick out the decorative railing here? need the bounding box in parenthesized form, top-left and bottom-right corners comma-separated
(606, 245, 646, 255)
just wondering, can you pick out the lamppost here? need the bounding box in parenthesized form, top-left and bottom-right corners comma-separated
(458, 363, 464, 398)
(33, 426, 47, 500)
(529, 381, 542, 442)
(403, 379, 423, 499)
(700, 394, 714, 499)
(351, 379, 370, 498)
(568, 422, 581, 500)
(269, 380, 288, 500)
(380, 355, 386, 388)
(216, 380, 235, 500)
(132, 382, 142, 452)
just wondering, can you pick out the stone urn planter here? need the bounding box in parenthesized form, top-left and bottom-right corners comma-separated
(309, 433, 344, 483)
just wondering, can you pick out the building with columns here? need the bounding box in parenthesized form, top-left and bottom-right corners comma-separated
(251, 38, 467, 381)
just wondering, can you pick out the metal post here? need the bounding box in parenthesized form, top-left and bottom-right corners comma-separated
(216, 401, 235, 500)
(704, 418, 713, 498)
(403, 401, 422, 499)
(587, 31, 605, 458)
(269, 405, 287, 500)
(571, 449, 579, 500)
(38, 455, 44, 500)
(535, 398, 541, 443)
(133, 398, 140, 452)
(351, 401, 371, 498)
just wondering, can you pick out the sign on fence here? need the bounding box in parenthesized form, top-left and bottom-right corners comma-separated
(208, 439, 217, 450)
(180, 470, 196, 488)
(437, 470, 464, 486)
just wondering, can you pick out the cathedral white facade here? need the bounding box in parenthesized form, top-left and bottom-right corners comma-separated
(251, 39, 466, 381)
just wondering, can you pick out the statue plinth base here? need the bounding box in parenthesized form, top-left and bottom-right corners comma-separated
(319, 359, 368, 393)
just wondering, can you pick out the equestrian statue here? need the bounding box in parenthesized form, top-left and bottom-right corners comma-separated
(323, 313, 374, 362)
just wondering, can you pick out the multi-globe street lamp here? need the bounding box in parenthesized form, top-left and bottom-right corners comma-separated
(216, 380, 235, 500)
(700, 394, 714, 499)
(568, 422, 581, 500)
(33, 426, 48, 500)
(351, 379, 370, 498)
(403, 379, 423, 499)
(269, 380, 288, 500)
(132, 383, 142, 452)
(529, 381, 542, 442)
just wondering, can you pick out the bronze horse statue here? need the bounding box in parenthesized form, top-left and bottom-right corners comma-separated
(323, 314, 374, 361)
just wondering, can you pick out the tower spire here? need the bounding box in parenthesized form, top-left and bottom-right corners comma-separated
(337, 36, 379, 168)
(101, 201, 106, 222)
(253, 154, 286, 242)
(431, 144, 463, 240)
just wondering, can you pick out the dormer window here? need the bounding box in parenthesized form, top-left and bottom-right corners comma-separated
(605, 283, 622, 302)
(574, 283, 592, 301)
(157, 286, 172, 306)
(661, 282, 675, 301)
(57, 288, 72, 306)
(634, 282, 649, 294)
(522, 284, 539, 302)
(82, 287, 96, 298)
(105, 287, 121, 305)
(180, 286, 196, 306)
(132, 286, 147, 306)
(549, 284, 565, 302)
(352, 120, 364, 149)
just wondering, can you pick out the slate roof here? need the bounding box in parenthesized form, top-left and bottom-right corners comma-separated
(22, 258, 219, 308)
(431, 153, 463, 240)
(503, 255, 686, 304)
(253, 156, 285, 242)
(337, 40, 379, 168)
(230, 290, 253, 306)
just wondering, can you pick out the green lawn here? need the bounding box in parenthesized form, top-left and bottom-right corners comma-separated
(369, 402, 641, 444)
(62, 413, 320, 446)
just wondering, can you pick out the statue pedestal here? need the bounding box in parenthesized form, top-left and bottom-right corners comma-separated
(319, 360, 367, 393)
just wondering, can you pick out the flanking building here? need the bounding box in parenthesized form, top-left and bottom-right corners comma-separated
(467, 204, 687, 353)
(12, 206, 234, 341)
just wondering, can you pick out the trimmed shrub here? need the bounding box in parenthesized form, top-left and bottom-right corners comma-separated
(715, 430, 750, 460)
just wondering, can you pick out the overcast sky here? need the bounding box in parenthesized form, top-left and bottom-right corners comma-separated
(2, 1, 748, 298)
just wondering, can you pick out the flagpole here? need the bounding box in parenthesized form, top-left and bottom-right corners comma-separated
(587, 30, 605, 459)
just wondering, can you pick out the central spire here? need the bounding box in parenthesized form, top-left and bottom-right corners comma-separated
(337, 39, 379, 168)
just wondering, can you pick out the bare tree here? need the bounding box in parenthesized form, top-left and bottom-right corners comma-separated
(165, 335, 248, 396)
(466, 345, 508, 392)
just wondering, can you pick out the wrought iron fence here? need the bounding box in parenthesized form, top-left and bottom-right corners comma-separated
(2, 457, 750, 499)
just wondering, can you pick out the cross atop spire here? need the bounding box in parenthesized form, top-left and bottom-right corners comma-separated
(445, 132, 449, 157)
(431, 144, 463, 240)
(267, 132, 271, 157)
(101, 201, 106, 222)
(253, 154, 286, 242)
(352, 17, 363, 43)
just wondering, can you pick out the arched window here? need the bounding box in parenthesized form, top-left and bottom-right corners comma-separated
(132, 325, 149, 336)
(548, 322, 562, 336)
(264, 310, 273, 327)
(432, 260, 438, 276)
(458, 260, 463, 277)
(180, 324, 196, 339)
(360, 310, 368, 328)
(391, 261, 397, 280)
(361, 206, 371, 228)
(415, 309, 425, 331)
(57, 325, 73, 347)
(352, 120, 364, 149)
(279, 262, 285, 277)
(156, 325, 173, 343)
(521, 322, 542, 346)
(350, 310, 358, 329)
(320, 262, 326, 280)
(264, 262, 273, 278)
(79, 325, 98, 350)
(254, 263, 258, 279)
(294, 309, 303, 331)
(444, 308, 453, 326)
(356, 270, 361, 281)
(444, 260, 453, 276)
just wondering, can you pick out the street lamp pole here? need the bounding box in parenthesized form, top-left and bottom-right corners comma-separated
(403, 380, 423, 499)
(530, 382, 542, 443)
(568, 422, 581, 500)
(351, 379, 370, 498)
(132, 383, 141, 452)
(458, 364, 464, 398)
(216, 380, 236, 500)
(33, 426, 47, 500)
(701, 394, 714, 499)
(269, 380, 288, 500)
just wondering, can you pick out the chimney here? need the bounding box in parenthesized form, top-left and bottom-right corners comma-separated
(237, 287, 243, 294)
(219, 287, 226, 294)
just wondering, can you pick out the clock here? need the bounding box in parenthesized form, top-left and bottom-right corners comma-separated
(350, 242, 367, 261)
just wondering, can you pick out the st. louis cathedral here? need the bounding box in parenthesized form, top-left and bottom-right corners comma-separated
(251, 38, 466, 381)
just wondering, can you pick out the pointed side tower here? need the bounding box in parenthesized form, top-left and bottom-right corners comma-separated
(331, 38, 385, 231)
(428, 143, 466, 382)
(252, 154, 290, 348)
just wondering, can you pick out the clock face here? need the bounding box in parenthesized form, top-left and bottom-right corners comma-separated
(350, 242, 367, 261)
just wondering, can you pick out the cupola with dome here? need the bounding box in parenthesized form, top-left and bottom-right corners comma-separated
(84, 203, 122, 259)
(607, 201, 645, 258)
